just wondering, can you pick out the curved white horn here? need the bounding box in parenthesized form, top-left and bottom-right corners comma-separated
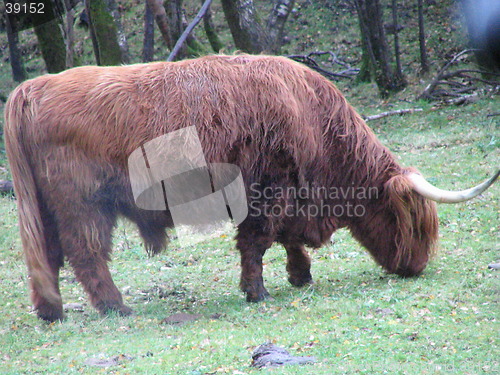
(407, 170, 499, 203)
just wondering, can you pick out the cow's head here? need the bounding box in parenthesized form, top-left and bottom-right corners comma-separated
(349, 169, 499, 276)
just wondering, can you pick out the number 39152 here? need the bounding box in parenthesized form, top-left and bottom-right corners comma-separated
(6, 2, 45, 14)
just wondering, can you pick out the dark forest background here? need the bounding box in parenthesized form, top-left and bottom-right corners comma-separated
(0, 0, 499, 104)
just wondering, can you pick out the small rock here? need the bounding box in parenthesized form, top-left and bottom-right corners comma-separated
(63, 303, 84, 312)
(376, 308, 394, 316)
(84, 354, 133, 367)
(407, 332, 418, 341)
(251, 343, 316, 368)
(161, 313, 202, 325)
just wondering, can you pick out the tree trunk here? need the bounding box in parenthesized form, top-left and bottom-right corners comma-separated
(5, 14, 27, 82)
(203, 0, 223, 52)
(88, 17, 101, 64)
(106, 0, 131, 63)
(356, 16, 374, 83)
(164, 0, 205, 59)
(164, 0, 186, 57)
(168, 0, 212, 61)
(143, 1, 155, 62)
(391, 0, 404, 79)
(86, 0, 123, 65)
(64, 0, 76, 68)
(32, 1, 67, 73)
(165, 0, 184, 42)
(266, 0, 295, 53)
(354, 0, 405, 97)
(417, 0, 429, 73)
(221, 0, 271, 53)
(147, 0, 173, 49)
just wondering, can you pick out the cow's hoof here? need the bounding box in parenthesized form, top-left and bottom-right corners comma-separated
(97, 302, 133, 317)
(288, 274, 314, 287)
(37, 305, 64, 323)
(240, 278, 270, 302)
(245, 289, 271, 303)
(115, 305, 133, 317)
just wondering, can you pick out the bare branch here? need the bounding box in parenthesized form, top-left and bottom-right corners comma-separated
(418, 49, 500, 102)
(147, 0, 173, 49)
(167, 0, 213, 62)
(363, 108, 423, 122)
(288, 51, 359, 81)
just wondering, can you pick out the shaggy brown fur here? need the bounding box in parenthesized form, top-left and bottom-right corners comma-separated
(4, 55, 438, 321)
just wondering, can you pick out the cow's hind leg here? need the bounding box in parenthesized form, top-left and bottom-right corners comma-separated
(32, 203, 65, 322)
(57, 203, 131, 317)
(282, 242, 313, 287)
(236, 222, 274, 302)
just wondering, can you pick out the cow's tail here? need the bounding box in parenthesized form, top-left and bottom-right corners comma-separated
(4, 83, 62, 312)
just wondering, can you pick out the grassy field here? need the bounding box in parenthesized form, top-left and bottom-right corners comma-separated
(0, 97, 497, 375)
(0, 0, 499, 374)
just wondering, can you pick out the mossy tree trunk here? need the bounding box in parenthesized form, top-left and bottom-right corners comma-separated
(221, 0, 294, 54)
(202, 0, 223, 53)
(356, 26, 373, 83)
(86, 0, 123, 65)
(221, 0, 271, 53)
(106, 0, 130, 63)
(354, 0, 406, 97)
(32, 0, 66, 73)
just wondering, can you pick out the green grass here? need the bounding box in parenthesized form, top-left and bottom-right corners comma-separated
(0, 0, 499, 373)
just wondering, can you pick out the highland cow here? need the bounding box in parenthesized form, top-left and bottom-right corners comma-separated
(4, 55, 498, 322)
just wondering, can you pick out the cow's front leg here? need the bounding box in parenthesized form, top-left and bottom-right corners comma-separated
(236, 225, 274, 302)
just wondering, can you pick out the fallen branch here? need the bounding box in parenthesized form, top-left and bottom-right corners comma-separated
(444, 93, 479, 106)
(363, 108, 423, 121)
(306, 51, 352, 69)
(288, 51, 359, 81)
(418, 49, 500, 102)
(167, 0, 213, 62)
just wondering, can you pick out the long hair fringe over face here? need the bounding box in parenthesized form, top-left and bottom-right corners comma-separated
(386, 169, 439, 274)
